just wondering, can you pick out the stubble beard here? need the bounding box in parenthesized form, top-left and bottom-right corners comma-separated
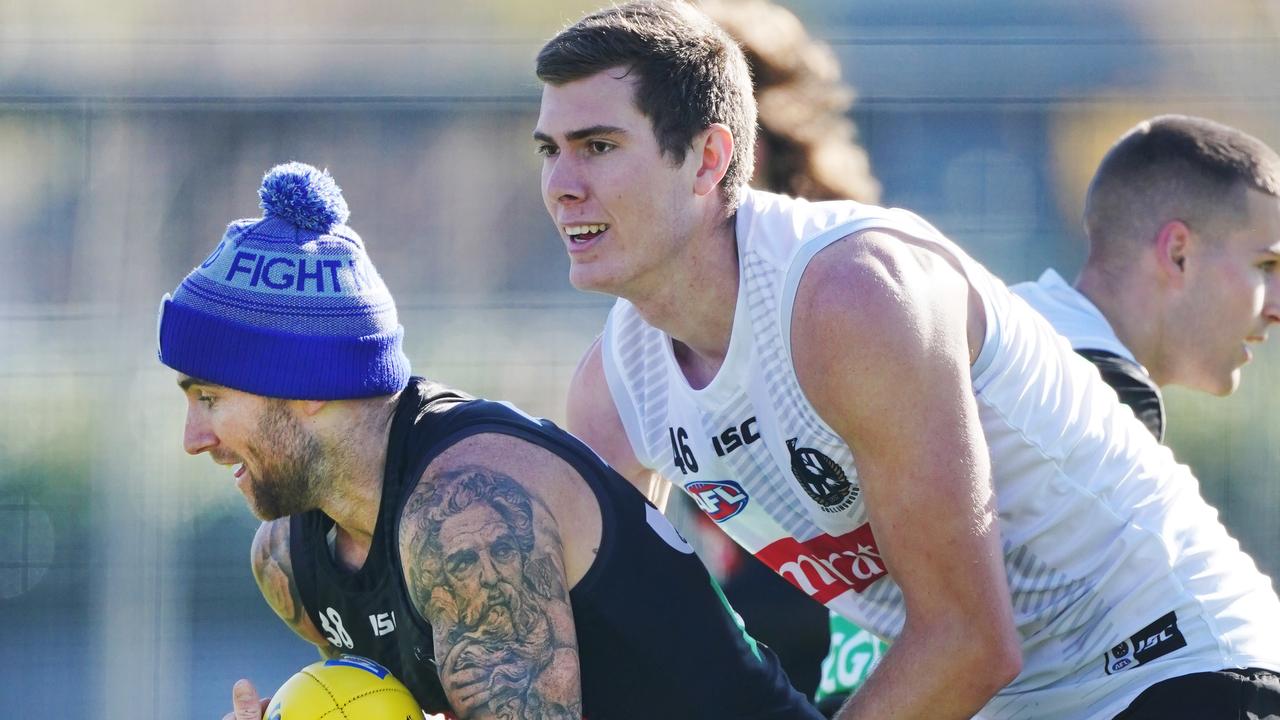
(246, 400, 324, 520)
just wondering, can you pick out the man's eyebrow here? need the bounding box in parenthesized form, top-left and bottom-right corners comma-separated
(532, 125, 629, 144)
(177, 376, 224, 392)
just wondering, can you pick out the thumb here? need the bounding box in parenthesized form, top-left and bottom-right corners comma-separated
(232, 679, 262, 720)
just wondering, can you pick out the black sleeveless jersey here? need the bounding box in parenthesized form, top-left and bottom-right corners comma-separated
(289, 378, 821, 719)
(1075, 349, 1165, 442)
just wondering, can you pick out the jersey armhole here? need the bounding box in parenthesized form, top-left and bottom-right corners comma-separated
(288, 513, 318, 630)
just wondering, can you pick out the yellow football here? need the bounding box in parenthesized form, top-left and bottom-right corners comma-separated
(265, 654, 423, 720)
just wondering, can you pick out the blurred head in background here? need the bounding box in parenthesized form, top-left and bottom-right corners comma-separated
(1078, 115, 1280, 395)
(157, 162, 409, 519)
(702, 0, 880, 203)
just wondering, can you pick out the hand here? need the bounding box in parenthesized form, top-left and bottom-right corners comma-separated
(440, 637, 500, 717)
(221, 679, 271, 720)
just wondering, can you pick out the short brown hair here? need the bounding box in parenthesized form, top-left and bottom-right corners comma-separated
(536, 1, 757, 211)
(1085, 115, 1280, 254)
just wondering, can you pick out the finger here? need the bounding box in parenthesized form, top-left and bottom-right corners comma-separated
(442, 638, 470, 665)
(454, 681, 496, 707)
(446, 667, 487, 686)
(232, 679, 262, 720)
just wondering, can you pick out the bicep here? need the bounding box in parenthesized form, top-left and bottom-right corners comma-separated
(566, 335, 671, 509)
(399, 459, 583, 719)
(249, 519, 333, 653)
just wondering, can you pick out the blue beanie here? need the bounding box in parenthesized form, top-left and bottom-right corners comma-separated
(157, 162, 411, 399)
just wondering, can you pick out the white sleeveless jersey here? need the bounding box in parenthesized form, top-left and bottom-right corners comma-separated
(1010, 268, 1138, 362)
(600, 188, 1280, 720)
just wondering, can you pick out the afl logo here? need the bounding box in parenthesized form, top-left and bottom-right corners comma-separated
(787, 438, 858, 513)
(686, 480, 749, 523)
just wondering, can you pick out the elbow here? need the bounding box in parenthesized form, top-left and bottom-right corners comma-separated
(945, 620, 1021, 699)
(995, 645, 1023, 689)
(978, 630, 1022, 694)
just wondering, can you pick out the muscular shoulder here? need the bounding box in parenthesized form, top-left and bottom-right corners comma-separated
(565, 336, 611, 440)
(412, 432, 590, 517)
(792, 230, 975, 364)
(397, 432, 601, 595)
(396, 433, 587, 716)
(789, 230, 980, 441)
(250, 518, 331, 651)
(566, 336, 666, 504)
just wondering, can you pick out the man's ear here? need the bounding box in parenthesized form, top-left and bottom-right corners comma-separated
(1154, 219, 1192, 284)
(692, 123, 734, 197)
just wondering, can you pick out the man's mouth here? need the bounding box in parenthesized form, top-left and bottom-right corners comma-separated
(565, 223, 609, 244)
(234, 463, 247, 479)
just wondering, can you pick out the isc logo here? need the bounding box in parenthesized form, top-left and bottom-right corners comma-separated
(370, 611, 397, 637)
(686, 480, 749, 522)
(1102, 611, 1187, 676)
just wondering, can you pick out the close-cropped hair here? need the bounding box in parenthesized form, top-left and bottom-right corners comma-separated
(536, 1, 757, 211)
(1085, 115, 1280, 249)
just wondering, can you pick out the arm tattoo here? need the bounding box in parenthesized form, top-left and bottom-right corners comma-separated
(403, 464, 582, 719)
(253, 521, 307, 631)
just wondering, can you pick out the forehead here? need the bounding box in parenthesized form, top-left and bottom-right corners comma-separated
(536, 69, 648, 137)
(440, 503, 509, 546)
(1233, 188, 1280, 251)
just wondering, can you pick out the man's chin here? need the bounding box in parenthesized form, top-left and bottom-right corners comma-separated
(568, 264, 620, 295)
(248, 505, 286, 522)
(243, 495, 285, 522)
(1220, 370, 1243, 397)
(1198, 369, 1241, 397)
(240, 482, 296, 521)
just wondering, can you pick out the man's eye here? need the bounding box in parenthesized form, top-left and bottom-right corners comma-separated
(198, 394, 216, 407)
(447, 550, 478, 574)
(492, 542, 515, 561)
(1260, 260, 1278, 273)
(587, 140, 615, 154)
(535, 144, 558, 157)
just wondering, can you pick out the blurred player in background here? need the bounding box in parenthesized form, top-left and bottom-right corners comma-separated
(158, 163, 822, 720)
(1006, 113, 1280, 719)
(535, 2, 1280, 718)
(1014, 114, 1280, 440)
(683, 0, 886, 709)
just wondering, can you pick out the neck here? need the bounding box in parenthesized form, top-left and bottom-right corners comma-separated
(315, 395, 400, 558)
(1074, 264, 1167, 384)
(629, 213, 740, 373)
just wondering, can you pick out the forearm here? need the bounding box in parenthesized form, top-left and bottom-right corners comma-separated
(833, 620, 1020, 720)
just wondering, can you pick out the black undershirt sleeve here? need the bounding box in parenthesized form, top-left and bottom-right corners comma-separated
(1075, 349, 1165, 443)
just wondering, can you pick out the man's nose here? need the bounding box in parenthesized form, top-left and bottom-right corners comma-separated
(544, 152, 587, 207)
(1262, 274, 1280, 329)
(183, 406, 217, 456)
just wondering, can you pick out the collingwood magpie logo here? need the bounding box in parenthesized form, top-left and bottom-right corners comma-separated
(787, 438, 858, 513)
